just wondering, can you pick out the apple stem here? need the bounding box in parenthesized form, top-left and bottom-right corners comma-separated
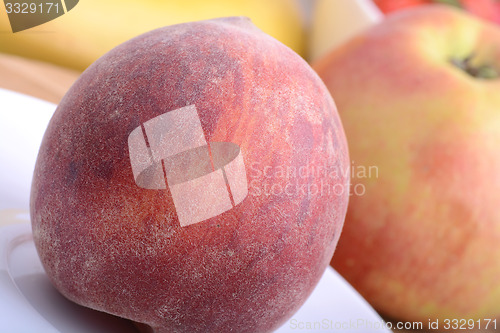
(451, 54, 499, 79)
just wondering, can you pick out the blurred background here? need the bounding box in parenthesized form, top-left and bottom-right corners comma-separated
(0, 0, 382, 103)
(2, 0, 499, 102)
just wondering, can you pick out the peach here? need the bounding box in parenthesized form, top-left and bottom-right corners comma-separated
(30, 17, 350, 332)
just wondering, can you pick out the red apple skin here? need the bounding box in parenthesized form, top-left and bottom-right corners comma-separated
(30, 17, 350, 333)
(314, 5, 500, 322)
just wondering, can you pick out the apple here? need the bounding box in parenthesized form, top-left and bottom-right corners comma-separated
(459, 0, 500, 23)
(314, 5, 500, 322)
(30, 17, 350, 333)
(373, 0, 500, 24)
(372, 0, 433, 13)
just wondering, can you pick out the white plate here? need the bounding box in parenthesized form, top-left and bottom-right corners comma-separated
(0, 88, 391, 332)
(0, 89, 56, 210)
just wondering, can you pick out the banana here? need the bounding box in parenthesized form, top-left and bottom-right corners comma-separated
(0, 0, 305, 71)
(309, 0, 383, 62)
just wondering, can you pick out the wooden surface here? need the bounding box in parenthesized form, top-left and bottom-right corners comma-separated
(1, 53, 498, 333)
(0, 53, 79, 104)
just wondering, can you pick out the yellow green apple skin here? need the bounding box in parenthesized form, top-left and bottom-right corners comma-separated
(314, 5, 500, 322)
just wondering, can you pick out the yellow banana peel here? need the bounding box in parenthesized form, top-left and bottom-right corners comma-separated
(0, 0, 305, 71)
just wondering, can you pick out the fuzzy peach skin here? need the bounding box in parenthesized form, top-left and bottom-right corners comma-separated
(314, 5, 500, 322)
(30, 17, 350, 333)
